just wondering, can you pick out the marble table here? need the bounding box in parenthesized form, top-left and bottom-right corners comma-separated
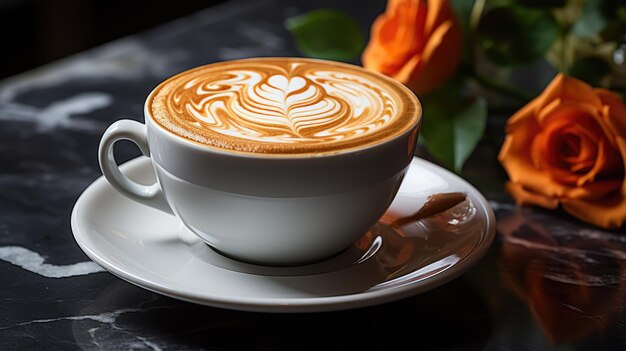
(1, 0, 624, 349)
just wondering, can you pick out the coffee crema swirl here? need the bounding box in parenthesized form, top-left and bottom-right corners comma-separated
(149, 58, 420, 155)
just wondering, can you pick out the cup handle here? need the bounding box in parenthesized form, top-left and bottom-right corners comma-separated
(98, 119, 174, 214)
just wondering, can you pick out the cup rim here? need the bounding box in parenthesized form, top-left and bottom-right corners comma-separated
(143, 57, 422, 160)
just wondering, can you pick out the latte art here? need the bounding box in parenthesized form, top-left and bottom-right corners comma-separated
(149, 58, 419, 155)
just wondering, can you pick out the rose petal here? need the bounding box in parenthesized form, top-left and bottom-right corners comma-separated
(506, 182, 560, 209)
(596, 88, 626, 139)
(392, 53, 422, 85)
(362, 0, 461, 95)
(506, 97, 540, 128)
(500, 105, 574, 198)
(537, 100, 603, 132)
(401, 19, 461, 94)
(532, 114, 603, 185)
(395, 0, 427, 57)
(361, 18, 390, 73)
(533, 74, 604, 115)
(561, 137, 626, 229)
(557, 129, 596, 172)
(362, 0, 426, 76)
(362, 5, 402, 74)
(577, 139, 624, 186)
(566, 179, 623, 199)
(562, 194, 626, 229)
(528, 102, 624, 190)
(536, 98, 619, 152)
(424, 0, 454, 37)
(530, 118, 581, 182)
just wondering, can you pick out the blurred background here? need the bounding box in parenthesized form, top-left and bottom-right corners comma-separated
(0, 0, 225, 79)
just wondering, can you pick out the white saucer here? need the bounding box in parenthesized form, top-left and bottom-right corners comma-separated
(71, 156, 495, 313)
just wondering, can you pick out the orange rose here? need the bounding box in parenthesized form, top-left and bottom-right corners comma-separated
(362, 0, 462, 95)
(499, 74, 626, 229)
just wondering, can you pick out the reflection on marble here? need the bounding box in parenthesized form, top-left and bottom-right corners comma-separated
(498, 207, 626, 344)
(0, 93, 111, 131)
(0, 40, 186, 103)
(0, 246, 104, 278)
(62, 279, 491, 351)
(217, 22, 286, 60)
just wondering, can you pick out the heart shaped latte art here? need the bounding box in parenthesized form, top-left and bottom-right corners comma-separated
(151, 59, 417, 154)
(179, 72, 350, 141)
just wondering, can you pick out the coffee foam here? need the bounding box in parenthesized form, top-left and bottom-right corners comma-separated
(149, 58, 420, 155)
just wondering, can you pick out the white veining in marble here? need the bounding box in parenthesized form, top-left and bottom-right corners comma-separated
(0, 92, 111, 131)
(577, 228, 626, 243)
(0, 39, 185, 103)
(0, 246, 105, 278)
(76, 308, 164, 351)
(1, 307, 165, 351)
(2, 310, 127, 329)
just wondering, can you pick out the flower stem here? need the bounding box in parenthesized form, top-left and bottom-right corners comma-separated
(470, 0, 487, 30)
(473, 73, 534, 102)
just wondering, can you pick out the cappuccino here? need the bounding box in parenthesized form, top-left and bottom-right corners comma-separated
(100, 57, 422, 264)
(149, 58, 420, 155)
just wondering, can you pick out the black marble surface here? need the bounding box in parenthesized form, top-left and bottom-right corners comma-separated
(1, 0, 625, 350)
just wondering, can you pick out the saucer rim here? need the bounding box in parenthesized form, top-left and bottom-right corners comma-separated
(71, 156, 496, 313)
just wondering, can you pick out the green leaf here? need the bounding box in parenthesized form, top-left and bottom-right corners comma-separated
(477, 6, 559, 65)
(449, 0, 474, 65)
(573, 0, 608, 38)
(421, 91, 487, 173)
(285, 9, 364, 61)
(449, 0, 473, 32)
(570, 56, 612, 86)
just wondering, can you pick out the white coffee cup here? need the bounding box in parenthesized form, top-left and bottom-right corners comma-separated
(99, 60, 421, 266)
